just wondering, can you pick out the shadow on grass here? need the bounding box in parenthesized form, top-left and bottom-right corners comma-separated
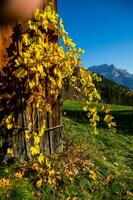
(62, 109, 133, 134)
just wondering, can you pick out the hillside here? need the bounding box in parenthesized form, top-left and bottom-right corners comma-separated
(63, 71, 133, 106)
(94, 75, 133, 106)
(88, 64, 133, 90)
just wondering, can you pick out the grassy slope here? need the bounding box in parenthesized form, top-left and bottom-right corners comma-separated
(63, 100, 133, 200)
(63, 100, 133, 131)
(0, 100, 132, 200)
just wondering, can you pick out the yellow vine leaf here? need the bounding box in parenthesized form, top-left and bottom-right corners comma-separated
(37, 65, 44, 73)
(34, 135, 40, 145)
(25, 130, 31, 140)
(29, 80, 35, 89)
(7, 124, 13, 130)
(0, 178, 10, 187)
(36, 179, 43, 188)
(14, 171, 24, 178)
(39, 124, 45, 137)
(5, 114, 14, 130)
(49, 169, 55, 175)
(38, 153, 44, 164)
(45, 157, 51, 169)
(30, 146, 40, 156)
(7, 148, 14, 157)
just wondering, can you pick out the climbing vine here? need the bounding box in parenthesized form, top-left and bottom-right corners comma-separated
(3, 3, 116, 161)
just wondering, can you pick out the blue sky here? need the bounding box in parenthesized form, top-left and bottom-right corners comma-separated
(58, 0, 133, 73)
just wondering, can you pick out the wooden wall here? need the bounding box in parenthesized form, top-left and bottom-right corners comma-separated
(0, 25, 13, 70)
(0, 0, 63, 161)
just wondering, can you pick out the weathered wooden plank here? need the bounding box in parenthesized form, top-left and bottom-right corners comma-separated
(0, 0, 63, 160)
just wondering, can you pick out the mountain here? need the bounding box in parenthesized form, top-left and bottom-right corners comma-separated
(88, 64, 133, 90)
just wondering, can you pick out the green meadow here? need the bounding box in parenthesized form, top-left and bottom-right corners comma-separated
(62, 100, 133, 199)
(0, 100, 132, 200)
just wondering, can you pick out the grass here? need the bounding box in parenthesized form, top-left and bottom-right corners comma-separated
(63, 100, 133, 112)
(63, 100, 133, 131)
(0, 100, 132, 199)
(62, 100, 133, 199)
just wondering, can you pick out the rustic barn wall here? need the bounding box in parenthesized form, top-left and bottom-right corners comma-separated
(0, 0, 63, 162)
